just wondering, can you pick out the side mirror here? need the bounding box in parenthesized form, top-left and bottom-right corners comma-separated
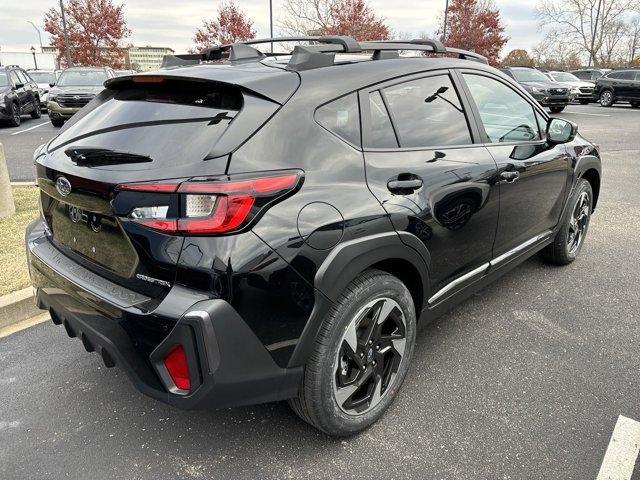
(49, 82, 56, 88)
(547, 118, 577, 144)
(14, 83, 24, 89)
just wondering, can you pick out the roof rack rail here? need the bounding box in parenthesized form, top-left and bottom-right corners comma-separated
(160, 36, 488, 70)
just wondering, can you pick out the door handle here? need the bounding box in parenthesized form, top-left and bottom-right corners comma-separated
(387, 177, 423, 193)
(500, 171, 520, 183)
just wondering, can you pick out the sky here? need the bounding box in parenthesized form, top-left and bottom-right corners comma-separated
(0, 0, 543, 55)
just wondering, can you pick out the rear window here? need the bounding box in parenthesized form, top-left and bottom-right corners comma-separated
(315, 93, 361, 147)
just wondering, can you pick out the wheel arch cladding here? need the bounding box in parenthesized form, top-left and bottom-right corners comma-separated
(581, 168, 600, 211)
(288, 232, 430, 368)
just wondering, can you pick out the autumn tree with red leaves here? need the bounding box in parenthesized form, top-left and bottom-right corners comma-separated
(44, 0, 130, 68)
(440, 0, 508, 66)
(193, 1, 256, 52)
(320, 0, 390, 40)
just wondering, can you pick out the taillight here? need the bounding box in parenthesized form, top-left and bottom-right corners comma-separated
(163, 344, 190, 391)
(117, 171, 302, 235)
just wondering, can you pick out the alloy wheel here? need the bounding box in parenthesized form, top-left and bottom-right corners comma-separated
(333, 297, 407, 415)
(12, 104, 20, 124)
(568, 191, 590, 255)
(600, 91, 612, 106)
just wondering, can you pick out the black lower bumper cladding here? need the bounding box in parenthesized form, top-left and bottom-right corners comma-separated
(26, 219, 302, 409)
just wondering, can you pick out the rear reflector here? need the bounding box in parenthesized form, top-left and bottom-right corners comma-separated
(163, 344, 191, 391)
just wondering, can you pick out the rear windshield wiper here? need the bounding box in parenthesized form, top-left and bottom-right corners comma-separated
(64, 148, 152, 166)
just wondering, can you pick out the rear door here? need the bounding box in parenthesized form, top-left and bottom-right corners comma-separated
(9, 70, 28, 110)
(457, 70, 571, 256)
(360, 70, 500, 302)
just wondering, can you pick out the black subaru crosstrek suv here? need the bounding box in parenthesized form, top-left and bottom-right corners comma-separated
(26, 37, 601, 436)
(595, 69, 640, 107)
(500, 66, 572, 113)
(0, 65, 42, 127)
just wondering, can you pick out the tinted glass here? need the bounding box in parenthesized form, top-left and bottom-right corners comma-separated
(315, 93, 361, 147)
(463, 74, 541, 143)
(367, 91, 398, 148)
(511, 68, 549, 82)
(28, 71, 56, 84)
(607, 72, 624, 79)
(0, 72, 9, 87)
(552, 72, 580, 82)
(9, 71, 20, 86)
(383, 75, 472, 148)
(57, 70, 108, 86)
(16, 70, 30, 84)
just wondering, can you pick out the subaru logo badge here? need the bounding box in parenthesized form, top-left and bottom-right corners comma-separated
(74, 95, 80, 100)
(56, 176, 72, 196)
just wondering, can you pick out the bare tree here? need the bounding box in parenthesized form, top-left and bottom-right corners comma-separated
(278, 0, 337, 35)
(625, 17, 640, 64)
(537, 0, 640, 67)
(533, 30, 583, 69)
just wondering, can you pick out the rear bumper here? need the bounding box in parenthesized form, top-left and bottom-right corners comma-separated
(26, 219, 302, 409)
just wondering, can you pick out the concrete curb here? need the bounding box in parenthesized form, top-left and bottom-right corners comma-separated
(0, 288, 42, 330)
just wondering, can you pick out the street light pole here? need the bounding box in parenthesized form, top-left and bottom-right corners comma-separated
(269, 0, 273, 53)
(27, 21, 43, 49)
(59, 0, 73, 67)
(442, 0, 450, 42)
(30, 46, 38, 69)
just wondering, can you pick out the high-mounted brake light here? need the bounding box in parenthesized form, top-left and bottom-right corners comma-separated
(131, 76, 165, 84)
(117, 172, 302, 235)
(163, 344, 190, 391)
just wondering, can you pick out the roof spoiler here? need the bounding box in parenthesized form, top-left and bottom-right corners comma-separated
(161, 36, 488, 71)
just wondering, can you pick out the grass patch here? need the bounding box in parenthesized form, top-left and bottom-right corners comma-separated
(0, 187, 39, 296)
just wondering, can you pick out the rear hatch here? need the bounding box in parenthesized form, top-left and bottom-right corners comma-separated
(36, 64, 300, 300)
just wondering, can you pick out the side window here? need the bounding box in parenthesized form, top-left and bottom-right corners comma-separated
(16, 70, 30, 84)
(9, 71, 21, 86)
(382, 74, 472, 148)
(367, 91, 398, 149)
(607, 72, 623, 80)
(620, 71, 635, 80)
(463, 73, 541, 143)
(315, 93, 361, 147)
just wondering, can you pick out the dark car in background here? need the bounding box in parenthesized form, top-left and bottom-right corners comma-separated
(595, 69, 640, 107)
(0, 65, 41, 127)
(546, 71, 597, 104)
(47, 67, 116, 127)
(26, 36, 601, 436)
(500, 66, 571, 112)
(569, 68, 609, 83)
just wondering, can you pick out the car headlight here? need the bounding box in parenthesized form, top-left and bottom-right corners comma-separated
(33, 143, 46, 162)
(48, 95, 57, 103)
(571, 87, 580, 94)
(530, 87, 544, 94)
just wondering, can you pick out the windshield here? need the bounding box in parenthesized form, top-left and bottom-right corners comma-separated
(551, 72, 580, 82)
(29, 71, 57, 84)
(57, 70, 107, 87)
(512, 69, 550, 82)
(0, 72, 9, 87)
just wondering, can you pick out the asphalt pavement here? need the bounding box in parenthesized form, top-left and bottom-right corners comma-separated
(1, 103, 640, 479)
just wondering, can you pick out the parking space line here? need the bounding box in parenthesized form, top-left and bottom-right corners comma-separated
(565, 112, 611, 117)
(596, 415, 640, 480)
(10, 121, 49, 135)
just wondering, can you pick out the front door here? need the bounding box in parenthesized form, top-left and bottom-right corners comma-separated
(361, 71, 500, 300)
(458, 71, 571, 256)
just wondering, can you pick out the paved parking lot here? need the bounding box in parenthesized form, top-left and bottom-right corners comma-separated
(1, 103, 640, 479)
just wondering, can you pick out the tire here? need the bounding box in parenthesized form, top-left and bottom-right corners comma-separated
(50, 117, 64, 127)
(579, 99, 590, 105)
(289, 269, 417, 436)
(599, 90, 614, 107)
(30, 99, 42, 119)
(7, 103, 21, 127)
(539, 179, 593, 266)
(549, 106, 565, 113)
(631, 101, 640, 109)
